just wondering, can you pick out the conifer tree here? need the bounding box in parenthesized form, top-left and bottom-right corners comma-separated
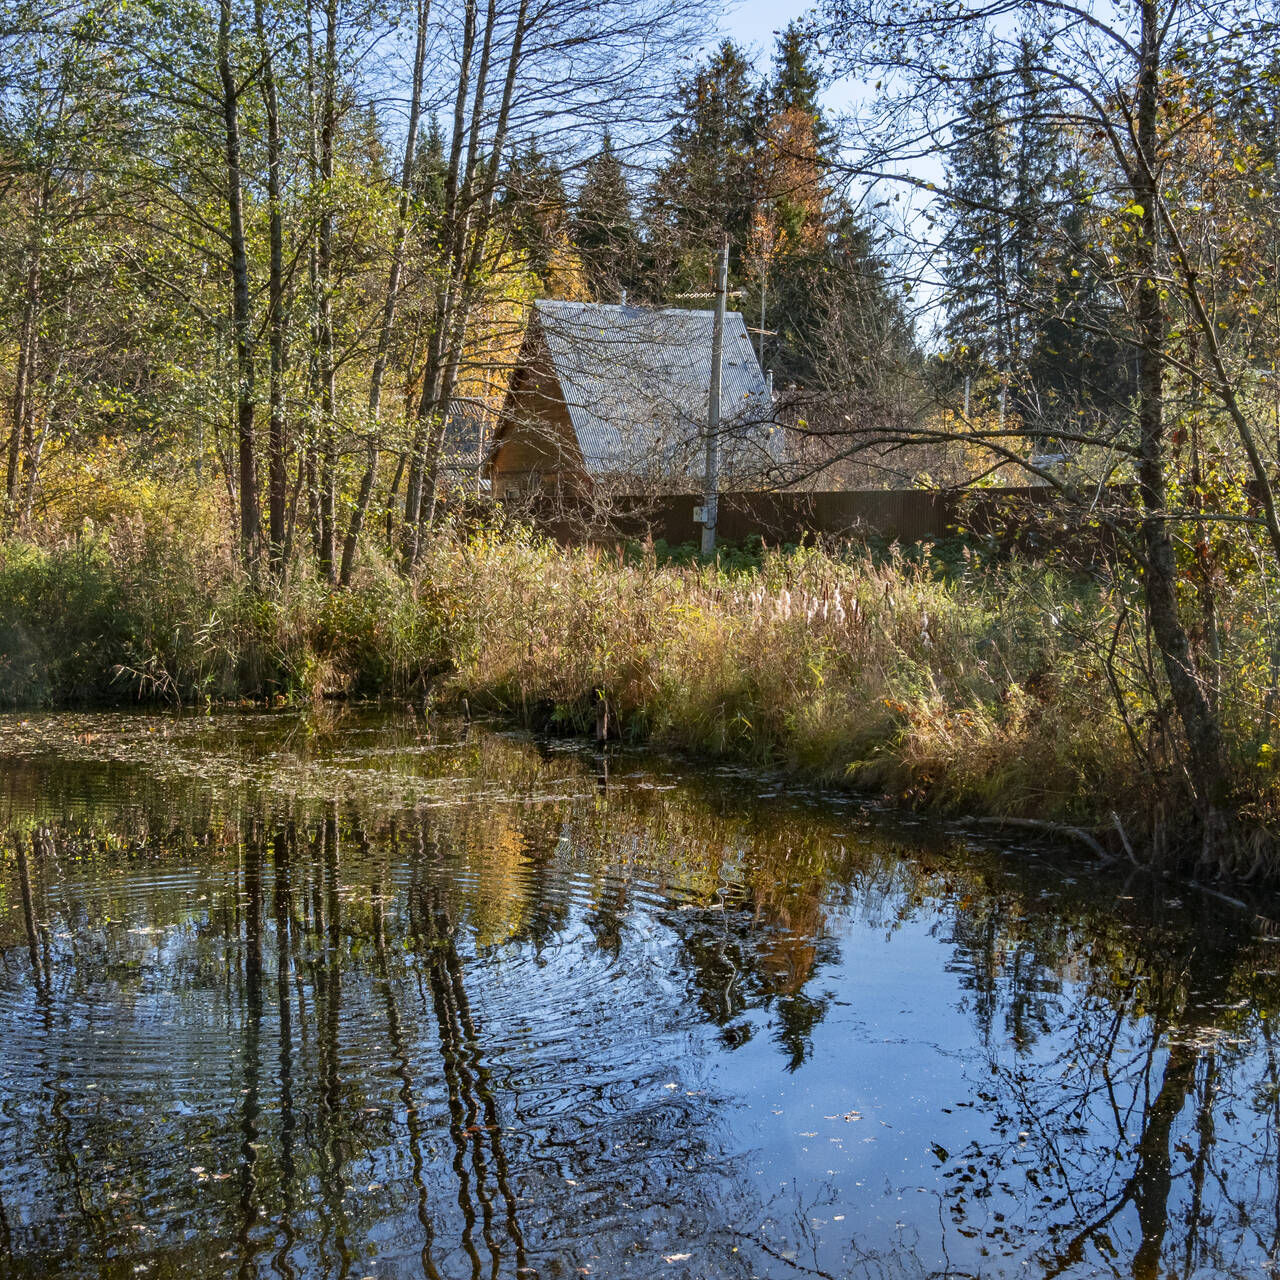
(644, 40, 761, 292)
(412, 114, 447, 209)
(571, 132, 639, 301)
(770, 20, 822, 115)
(502, 139, 571, 287)
(940, 40, 1065, 425)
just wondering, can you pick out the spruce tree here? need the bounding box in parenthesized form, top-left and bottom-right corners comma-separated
(941, 39, 1065, 426)
(412, 114, 447, 211)
(771, 20, 822, 116)
(941, 43, 1014, 378)
(644, 40, 762, 294)
(571, 132, 639, 301)
(501, 139, 570, 286)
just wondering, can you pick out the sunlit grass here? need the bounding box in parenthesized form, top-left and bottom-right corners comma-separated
(4, 519, 1279, 872)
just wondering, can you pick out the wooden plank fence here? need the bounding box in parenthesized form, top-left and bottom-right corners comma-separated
(530, 487, 1065, 548)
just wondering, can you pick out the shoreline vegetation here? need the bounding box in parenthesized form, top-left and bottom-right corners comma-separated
(8, 0, 1280, 902)
(4, 518, 1278, 884)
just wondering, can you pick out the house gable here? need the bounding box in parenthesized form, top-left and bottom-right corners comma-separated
(489, 298, 781, 496)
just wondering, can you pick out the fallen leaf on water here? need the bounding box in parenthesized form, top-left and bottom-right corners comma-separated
(662, 1254, 691, 1263)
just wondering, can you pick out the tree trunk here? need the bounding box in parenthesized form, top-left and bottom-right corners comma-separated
(5, 229, 42, 522)
(21, 308, 69, 525)
(257, 0, 288, 570)
(408, 0, 529, 555)
(316, 0, 339, 583)
(1132, 0, 1225, 819)
(384, 450, 406, 544)
(401, 0, 478, 569)
(338, 0, 430, 586)
(218, 0, 261, 565)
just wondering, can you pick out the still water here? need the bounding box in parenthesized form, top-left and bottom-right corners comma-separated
(0, 709, 1278, 1280)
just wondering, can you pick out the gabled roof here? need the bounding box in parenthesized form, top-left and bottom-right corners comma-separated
(530, 299, 780, 480)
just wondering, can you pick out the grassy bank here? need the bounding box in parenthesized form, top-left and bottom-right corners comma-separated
(2, 521, 1277, 876)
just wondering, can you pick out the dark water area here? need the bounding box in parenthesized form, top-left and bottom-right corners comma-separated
(0, 710, 1278, 1280)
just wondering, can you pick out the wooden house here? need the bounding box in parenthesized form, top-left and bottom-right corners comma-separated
(486, 300, 779, 499)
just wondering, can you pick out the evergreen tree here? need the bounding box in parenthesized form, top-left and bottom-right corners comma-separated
(571, 132, 639, 301)
(644, 40, 762, 294)
(766, 204, 915, 389)
(411, 114, 447, 211)
(940, 40, 1135, 436)
(941, 40, 1062, 422)
(756, 24, 833, 260)
(941, 44, 1014, 375)
(767, 19, 835, 161)
(747, 24, 839, 377)
(1032, 163, 1136, 428)
(770, 20, 822, 116)
(501, 139, 570, 286)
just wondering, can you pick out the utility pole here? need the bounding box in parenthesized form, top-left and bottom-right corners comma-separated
(701, 237, 728, 559)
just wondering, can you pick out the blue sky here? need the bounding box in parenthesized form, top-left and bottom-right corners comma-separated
(708, 0, 866, 117)
(715, 0, 814, 64)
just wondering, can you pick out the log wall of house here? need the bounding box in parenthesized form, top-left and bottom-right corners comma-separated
(488, 362, 588, 501)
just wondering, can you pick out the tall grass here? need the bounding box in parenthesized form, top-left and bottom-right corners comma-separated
(424, 531, 1138, 820)
(0, 525, 463, 706)
(4, 520, 1278, 871)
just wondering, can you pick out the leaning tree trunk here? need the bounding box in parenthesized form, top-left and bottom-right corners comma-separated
(409, 0, 529, 553)
(1132, 0, 1226, 824)
(400, 0, 478, 570)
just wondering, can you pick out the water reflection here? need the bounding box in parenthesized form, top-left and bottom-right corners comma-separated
(0, 711, 1277, 1278)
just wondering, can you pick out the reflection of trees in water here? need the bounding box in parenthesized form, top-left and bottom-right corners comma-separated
(937, 869, 1280, 1278)
(2, 738, 1280, 1277)
(0, 800, 762, 1275)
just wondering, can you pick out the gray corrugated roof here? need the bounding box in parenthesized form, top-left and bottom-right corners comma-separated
(532, 299, 780, 481)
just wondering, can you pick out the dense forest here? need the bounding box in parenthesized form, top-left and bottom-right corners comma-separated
(7, 0, 1280, 872)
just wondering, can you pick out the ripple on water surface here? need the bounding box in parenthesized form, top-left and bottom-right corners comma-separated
(0, 708, 1278, 1279)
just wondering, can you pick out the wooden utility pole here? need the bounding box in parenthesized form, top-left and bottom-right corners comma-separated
(701, 237, 728, 559)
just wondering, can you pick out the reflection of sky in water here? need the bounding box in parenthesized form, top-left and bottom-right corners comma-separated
(0, 709, 1277, 1278)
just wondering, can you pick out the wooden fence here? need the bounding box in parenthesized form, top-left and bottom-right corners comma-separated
(530, 486, 1066, 547)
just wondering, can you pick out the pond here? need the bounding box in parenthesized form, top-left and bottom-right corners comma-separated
(0, 709, 1277, 1279)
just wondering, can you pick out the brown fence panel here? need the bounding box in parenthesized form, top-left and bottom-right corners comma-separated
(523, 487, 1079, 548)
